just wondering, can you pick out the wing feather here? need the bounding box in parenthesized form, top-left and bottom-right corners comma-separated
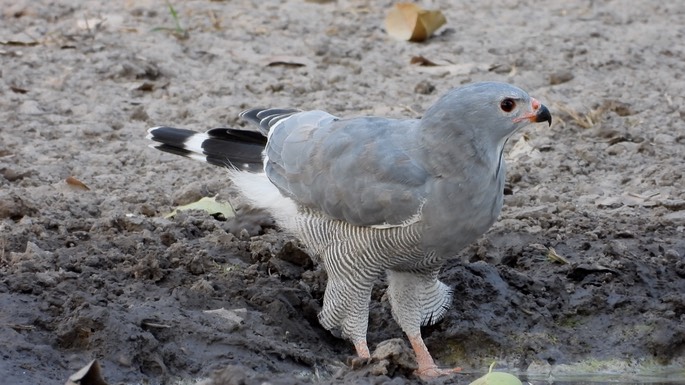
(262, 111, 429, 227)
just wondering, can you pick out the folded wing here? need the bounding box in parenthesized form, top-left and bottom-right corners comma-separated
(256, 110, 430, 227)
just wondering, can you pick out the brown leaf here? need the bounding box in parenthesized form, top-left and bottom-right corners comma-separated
(263, 55, 313, 67)
(65, 176, 90, 191)
(385, 3, 446, 42)
(413, 61, 489, 76)
(134, 82, 155, 91)
(10, 85, 29, 94)
(410, 55, 439, 66)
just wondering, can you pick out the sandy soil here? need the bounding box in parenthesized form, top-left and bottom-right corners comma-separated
(1, 0, 684, 384)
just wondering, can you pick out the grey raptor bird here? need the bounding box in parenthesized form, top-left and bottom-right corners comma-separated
(146, 82, 552, 378)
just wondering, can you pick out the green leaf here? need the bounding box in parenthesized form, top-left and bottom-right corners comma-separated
(166, 196, 235, 220)
(469, 362, 522, 385)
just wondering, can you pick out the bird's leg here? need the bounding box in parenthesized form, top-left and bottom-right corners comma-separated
(345, 339, 372, 370)
(386, 269, 460, 378)
(408, 333, 461, 378)
(354, 340, 371, 358)
(318, 250, 381, 363)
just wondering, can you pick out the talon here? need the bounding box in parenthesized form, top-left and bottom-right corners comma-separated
(347, 355, 373, 369)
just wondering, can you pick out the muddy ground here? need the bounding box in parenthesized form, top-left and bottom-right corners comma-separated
(1, 0, 684, 384)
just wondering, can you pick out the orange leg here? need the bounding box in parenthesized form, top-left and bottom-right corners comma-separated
(354, 340, 371, 358)
(408, 334, 461, 379)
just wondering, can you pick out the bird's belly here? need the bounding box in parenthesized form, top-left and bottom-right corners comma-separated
(277, 178, 504, 269)
(286, 209, 429, 270)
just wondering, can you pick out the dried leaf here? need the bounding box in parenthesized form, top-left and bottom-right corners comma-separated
(166, 196, 235, 220)
(65, 176, 90, 191)
(204, 308, 245, 324)
(412, 61, 489, 76)
(10, 85, 29, 94)
(507, 136, 541, 162)
(263, 55, 314, 67)
(134, 82, 155, 91)
(568, 264, 619, 281)
(76, 15, 125, 31)
(410, 55, 439, 66)
(8, 323, 35, 331)
(385, 3, 446, 42)
(0, 39, 39, 46)
(547, 247, 569, 265)
(409, 56, 490, 77)
(77, 18, 106, 30)
(596, 192, 662, 208)
(141, 320, 171, 328)
(203, 308, 246, 330)
(65, 360, 109, 385)
(130, 81, 168, 92)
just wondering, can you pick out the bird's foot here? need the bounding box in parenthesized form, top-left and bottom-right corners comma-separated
(415, 365, 462, 379)
(408, 333, 461, 379)
(346, 340, 372, 369)
(354, 340, 371, 359)
(346, 355, 373, 369)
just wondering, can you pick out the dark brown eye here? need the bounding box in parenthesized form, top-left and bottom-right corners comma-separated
(500, 98, 516, 112)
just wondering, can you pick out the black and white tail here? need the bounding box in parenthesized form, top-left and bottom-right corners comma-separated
(146, 108, 299, 172)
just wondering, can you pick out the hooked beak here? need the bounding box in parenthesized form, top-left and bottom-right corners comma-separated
(535, 104, 552, 126)
(514, 98, 552, 126)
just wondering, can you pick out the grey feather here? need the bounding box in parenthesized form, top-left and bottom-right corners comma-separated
(146, 81, 552, 366)
(239, 108, 301, 136)
(264, 113, 430, 227)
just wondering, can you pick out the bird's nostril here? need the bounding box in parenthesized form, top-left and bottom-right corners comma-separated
(531, 98, 541, 110)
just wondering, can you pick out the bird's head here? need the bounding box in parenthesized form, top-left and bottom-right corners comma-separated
(421, 82, 551, 146)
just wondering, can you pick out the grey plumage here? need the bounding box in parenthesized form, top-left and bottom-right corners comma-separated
(146, 81, 552, 377)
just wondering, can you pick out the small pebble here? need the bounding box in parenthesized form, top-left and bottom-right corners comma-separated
(414, 80, 435, 95)
(549, 70, 574, 85)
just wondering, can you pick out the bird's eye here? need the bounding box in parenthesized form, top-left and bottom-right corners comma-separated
(500, 98, 516, 112)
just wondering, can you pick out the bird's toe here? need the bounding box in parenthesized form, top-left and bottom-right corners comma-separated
(346, 355, 373, 369)
(415, 365, 462, 380)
